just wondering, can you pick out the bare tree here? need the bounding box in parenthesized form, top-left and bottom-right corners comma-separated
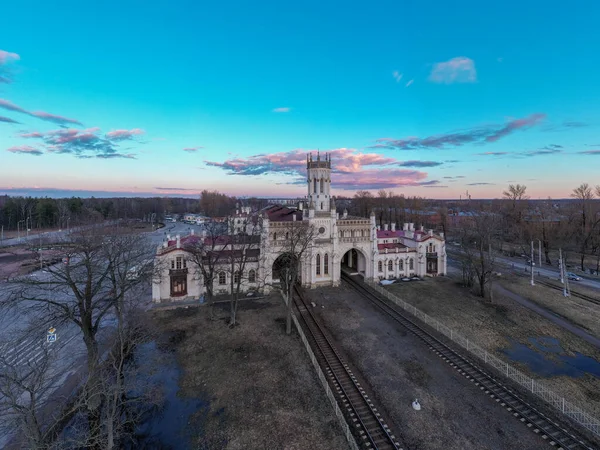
(222, 217, 263, 327)
(184, 221, 229, 320)
(269, 219, 316, 334)
(570, 183, 600, 271)
(458, 208, 499, 300)
(1, 228, 155, 448)
(0, 334, 81, 450)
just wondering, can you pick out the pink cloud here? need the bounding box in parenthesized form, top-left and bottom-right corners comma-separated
(429, 57, 477, 84)
(204, 148, 441, 189)
(334, 168, 431, 190)
(272, 107, 291, 113)
(0, 98, 82, 125)
(183, 146, 203, 152)
(30, 111, 82, 125)
(373, 113, 547, 150)
(0, 50, 19, 65)
(105, 128, 145, 140)
(7, 145, 42, 156)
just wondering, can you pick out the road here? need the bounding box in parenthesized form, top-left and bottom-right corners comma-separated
(446, 246, 600, 291)
(0, 220, 121, 248)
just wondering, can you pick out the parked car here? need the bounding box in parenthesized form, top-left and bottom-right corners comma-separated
(566, 272, 581, 281)
(526, 259, 535, 266)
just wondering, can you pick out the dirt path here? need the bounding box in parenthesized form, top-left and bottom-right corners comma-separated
(495, 284, 600, 349)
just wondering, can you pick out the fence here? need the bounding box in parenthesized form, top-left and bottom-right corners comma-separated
(365, 279, 600, 438)
(281, 293, 360, 450)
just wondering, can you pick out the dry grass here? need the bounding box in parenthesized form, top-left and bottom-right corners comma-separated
(151, 296, 347, 450)
(501, 273, 600, 338)
(384, 276, 600, 418)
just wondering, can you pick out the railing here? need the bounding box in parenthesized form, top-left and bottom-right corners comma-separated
(365, 279, 600, 437)
(426, 252, 438, 258)
(169, 268, 188, 276)
(280, 292, 360, 450)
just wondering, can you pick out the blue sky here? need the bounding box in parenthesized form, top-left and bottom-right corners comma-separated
(1, 0, 599, 199)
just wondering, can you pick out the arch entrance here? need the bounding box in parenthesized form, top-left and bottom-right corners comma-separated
(340, 248, 367, 276)
(272, 253, 301, 288)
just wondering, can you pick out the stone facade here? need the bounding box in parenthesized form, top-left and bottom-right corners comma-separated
(152, 152, 446, 303)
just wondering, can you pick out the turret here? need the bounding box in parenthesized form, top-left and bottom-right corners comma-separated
(306, 151, 332, 211)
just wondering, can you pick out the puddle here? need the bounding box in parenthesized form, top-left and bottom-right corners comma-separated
(502, 336, 600, 378)
(125, 341, 209, 449)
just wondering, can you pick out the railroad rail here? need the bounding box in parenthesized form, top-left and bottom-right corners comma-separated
(292, 284, 403, 450)
(341, 272, 596, 450)
(508, 268, 600, 306)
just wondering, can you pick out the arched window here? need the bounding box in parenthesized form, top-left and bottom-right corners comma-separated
(248, 269, 256, 283)
(316, 254, 321, 275)
(314, 178, 317, 193)
(378, 261, 383, 272)
(320, 178, 324, 193)
(324, 253, 329, 275)
(320, 202, 323, 210)
(388, 260, 393, 271)
(234, 271, 240, 284)
(218, 272, 226, 285)
(399, 259, 404, 270)
(286, 232, 289, 240)
(273, 232, 277, 241)
(409, 258, 414, 270)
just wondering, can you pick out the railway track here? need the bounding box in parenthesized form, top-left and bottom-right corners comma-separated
(292, 284, 403, 450)
(341, 272, 596, 450)
(508, 269, 600, 306)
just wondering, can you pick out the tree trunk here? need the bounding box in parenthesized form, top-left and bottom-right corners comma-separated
(286, 284, 292, 335)
(581, 252, 585, 272)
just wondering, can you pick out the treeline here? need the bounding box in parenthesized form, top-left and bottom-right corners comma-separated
(0, 195, 202, 230)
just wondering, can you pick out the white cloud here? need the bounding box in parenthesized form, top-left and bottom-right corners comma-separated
(429, 57, 477, 84)
(405, 79, 414, 87)
(393, 71, 403, 82)
(272, 107, 291, 113)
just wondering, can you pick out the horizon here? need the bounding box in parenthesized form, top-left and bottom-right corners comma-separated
(1, 1, 599, 199)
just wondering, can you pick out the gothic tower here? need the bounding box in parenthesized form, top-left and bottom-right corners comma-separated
(306, 152, 331, 212)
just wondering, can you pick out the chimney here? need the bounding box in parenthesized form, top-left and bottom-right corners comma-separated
(293, 214, 296, 222)
(336, 213, 339, 219)
(343, 209, 348, 218)
(391, 223, 396, 232)
(162, 242, 167, 249)
(440, 232, 445, 239)
(298, 202, 303, 211)
(167, 234, 171, 240)
(421, 225, 424, 232)
(377, 225, 381, 231)
(191, 229, 195, 235)
(383, 224, 388, 231)
(403, 223, 408, 231)
(429, 230, 433, 236)
(176, 234, 181, 248)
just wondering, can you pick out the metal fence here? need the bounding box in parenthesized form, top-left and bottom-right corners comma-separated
(365, 279, 600, 437)
(281, 294, 360, 450)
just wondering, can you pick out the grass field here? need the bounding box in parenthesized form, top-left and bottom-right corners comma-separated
(151, 296, 346, 450)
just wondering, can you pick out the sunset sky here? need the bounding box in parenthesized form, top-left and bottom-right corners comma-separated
(1, 0, 599, 199)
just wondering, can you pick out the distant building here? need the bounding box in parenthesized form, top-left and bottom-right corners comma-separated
(152, 153, 446, 302)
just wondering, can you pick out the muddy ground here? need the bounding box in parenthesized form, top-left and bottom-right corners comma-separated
(303, 284, 547, 450)
(152, 296, 347, 450)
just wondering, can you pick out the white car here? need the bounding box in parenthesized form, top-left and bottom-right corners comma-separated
(380, 279, 395, 286)
(566, 272, 581, 281)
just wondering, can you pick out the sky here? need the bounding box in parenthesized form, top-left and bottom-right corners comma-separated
(1, 0, 599, 200)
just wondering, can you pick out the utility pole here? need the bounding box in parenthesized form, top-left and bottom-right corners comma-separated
(538, 239, 542, 267)
(40, 232, 43, 270)
(530, 240, 535, 286)
(559, 248, 564, 284)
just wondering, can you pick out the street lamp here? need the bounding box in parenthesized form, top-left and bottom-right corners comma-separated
(17, 220, 25, 242)
(26, 217, 31, 240)
(67, 217, 70, 234)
